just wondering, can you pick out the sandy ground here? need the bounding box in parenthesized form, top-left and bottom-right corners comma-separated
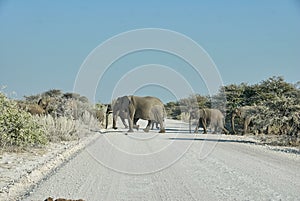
(1, 119, 300, 201)
(0, 130, 99, 201)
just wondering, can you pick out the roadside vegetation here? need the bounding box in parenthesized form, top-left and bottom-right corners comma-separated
(0, 92, 46, 151)
(1, 76, 299, 151)
(0, 89, 105, 152)
(165, 76, 300, 146)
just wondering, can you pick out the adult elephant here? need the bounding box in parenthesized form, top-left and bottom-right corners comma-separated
(231, 106, 263, 134)
(112, 96, 166, 133)
(194, 108, 229, 134)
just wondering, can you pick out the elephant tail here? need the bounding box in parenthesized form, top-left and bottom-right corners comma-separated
(163, 106, 167, 119)
(150, 105, 166, 122)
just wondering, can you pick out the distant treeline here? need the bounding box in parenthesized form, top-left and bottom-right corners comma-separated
(165, 76, 300, 145)
(1, 76, 299, 150)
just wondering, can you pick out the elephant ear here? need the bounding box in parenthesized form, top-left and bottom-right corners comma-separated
(126, 96, 136, 112)
(128, 96, 134, 106)
(233, 108, 241, 117)
(119, 96, 130, 109)
(38, 98, 48, 109)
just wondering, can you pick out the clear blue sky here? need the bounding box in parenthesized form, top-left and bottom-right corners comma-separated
(1, 0, 300, 103)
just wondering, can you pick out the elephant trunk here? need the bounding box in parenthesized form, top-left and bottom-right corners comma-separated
(105, 104, 112, 129)
(231, 114, 236, 134)
(105, 112, 109, 129)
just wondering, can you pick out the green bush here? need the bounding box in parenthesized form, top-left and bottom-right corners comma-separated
(223, 77, 299, 136)
(164, 77, 300, 145)
(1, 88, 101, 151)
(0, 93, 47, 150)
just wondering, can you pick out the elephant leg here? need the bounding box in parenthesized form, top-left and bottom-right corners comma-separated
(218, 119, 229, 134)
(143, 120, 152, 132)
(212, 125, 218, 134)
(156, 122, 159, 129)
(222, 127, 229, 134)
(112, 114, 118, 130)
(194, 119, 200, 133)
(127, 112, 135, 133)
(105, 106, 112, 129)
(158, 119, 165, 133)
(243, 118, 250, 134)
(121, 117, 128, 129)
(133, 118, 139, 130)
(231, 117, 236, 134)
(152, 122, 159, 130)
(202, 119, 207, 134)
(105, 114, 109, 129)
(212, 122, 218, 134)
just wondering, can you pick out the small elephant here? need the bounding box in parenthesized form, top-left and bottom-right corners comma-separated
(151, 121, 159, 130)
(194, 108, 229, 134)
(25, 104, 46, 116)
(112, 96, 166, 133)
(105, 104, 113, 129)
(231, 106, 263, 134)
(17, 98, 50, 116)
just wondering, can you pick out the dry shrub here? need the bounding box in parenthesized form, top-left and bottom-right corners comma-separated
(179, 112, 190, 123)
(35, 115, 79, 142)
(80, 110, 99, 129)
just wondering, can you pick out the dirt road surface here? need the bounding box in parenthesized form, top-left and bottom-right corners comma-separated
(24, 119, 300, 201)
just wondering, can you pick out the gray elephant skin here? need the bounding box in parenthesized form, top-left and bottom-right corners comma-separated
(112, 96, 166, 133)
(194, 108, 229, 134)
(231, 106, 263, 134)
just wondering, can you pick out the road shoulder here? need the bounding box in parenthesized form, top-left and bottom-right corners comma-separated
(0, 130, 100, 201)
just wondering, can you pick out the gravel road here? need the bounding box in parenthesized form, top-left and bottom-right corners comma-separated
(24, 119, 300, 201)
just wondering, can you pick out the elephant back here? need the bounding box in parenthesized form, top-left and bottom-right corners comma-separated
(131, 96, 165, 121)
(200, 108, 224, 123)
